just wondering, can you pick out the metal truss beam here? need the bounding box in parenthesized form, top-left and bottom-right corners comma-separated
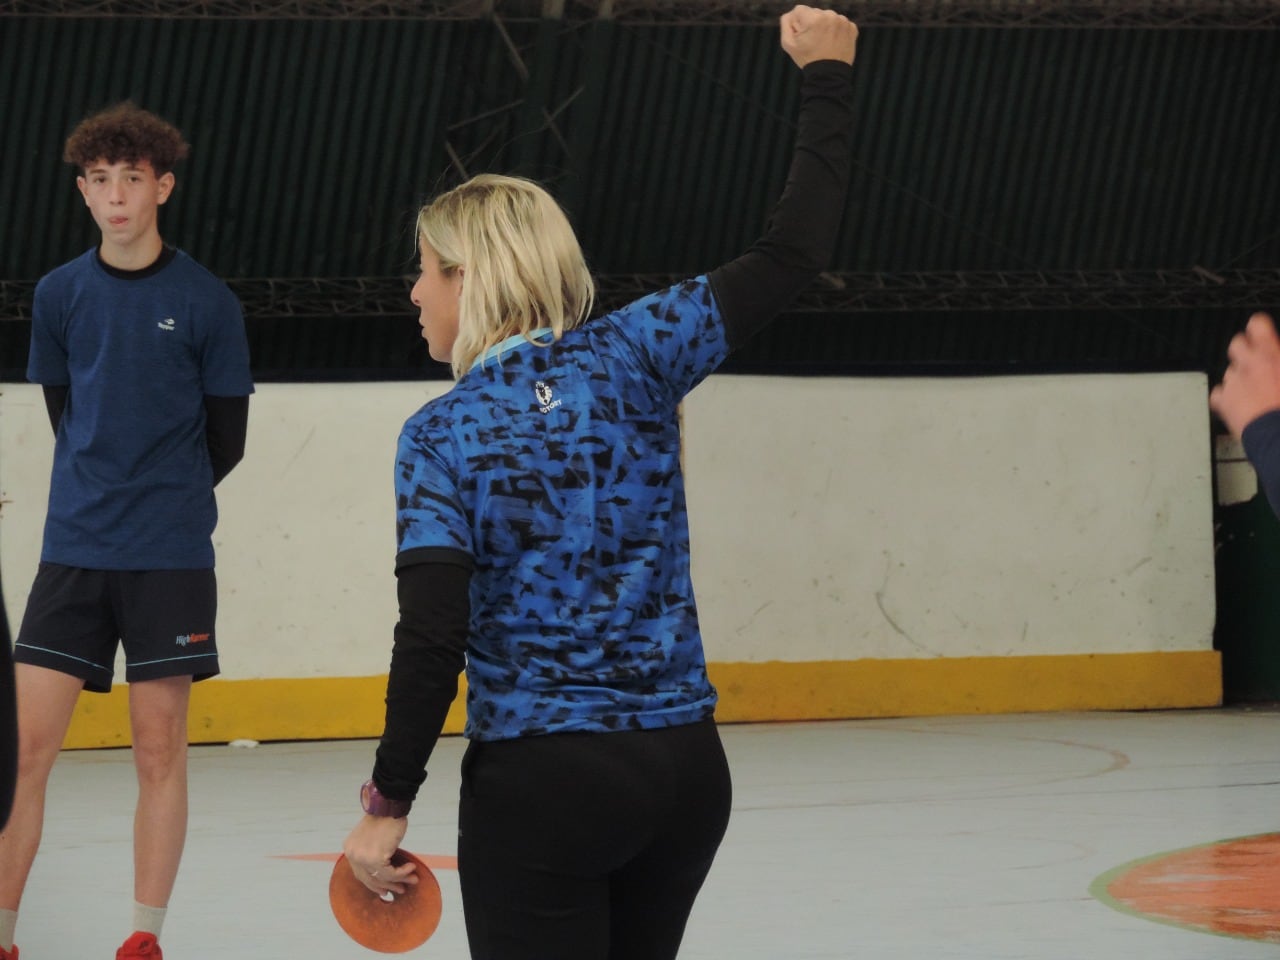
(585, 1, 1280, 28)
(0, 0, 494, 16)
(3, 269, 1277, 321)
(0, 276, 412, 321)
(3, 0, 1278, 27)
(226, 276, 419, 317)
(709, 268, 1280, 313)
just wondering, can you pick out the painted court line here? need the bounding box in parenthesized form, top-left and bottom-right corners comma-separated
(276, 852, 459, 870)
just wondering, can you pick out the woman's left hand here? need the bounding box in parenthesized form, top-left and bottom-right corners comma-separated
(343, 814, 418, 898)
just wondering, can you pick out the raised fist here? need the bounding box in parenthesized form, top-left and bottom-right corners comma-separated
(780, 5, 858, 69)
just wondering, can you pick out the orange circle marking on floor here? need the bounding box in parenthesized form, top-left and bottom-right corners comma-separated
(276, 852, 458, 870)
(1091, 832, 1280, 943)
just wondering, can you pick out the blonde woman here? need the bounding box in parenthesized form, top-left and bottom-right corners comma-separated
(344, 6, 859, 958)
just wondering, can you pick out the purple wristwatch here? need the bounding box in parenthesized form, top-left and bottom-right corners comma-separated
(360, 779, 412, 818)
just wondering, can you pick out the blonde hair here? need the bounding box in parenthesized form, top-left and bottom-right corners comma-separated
(416, 174, 595, 378)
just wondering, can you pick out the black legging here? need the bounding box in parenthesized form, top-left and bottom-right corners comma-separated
(458, 718, 732, 960)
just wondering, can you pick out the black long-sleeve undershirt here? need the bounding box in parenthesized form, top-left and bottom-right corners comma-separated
(42, 386, 248, 487)
(371, 59, 857, 804)
(373, 559, 472, 801)
(709, 59, 856, 349)
(41, 385, 67, 434)
(204, 395, 249, 486)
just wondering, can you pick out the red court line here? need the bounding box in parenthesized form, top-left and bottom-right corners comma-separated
(276, 852, 459, 871)
(1096, 832, 1280, 943)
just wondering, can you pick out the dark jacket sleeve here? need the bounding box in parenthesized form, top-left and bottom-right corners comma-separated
(204, 395, 249, 486)
(1242, 409, 1280, 520)
(42, 384, 68, 433)
(371, 556, 472, 802)
(708, 59, 856, 350)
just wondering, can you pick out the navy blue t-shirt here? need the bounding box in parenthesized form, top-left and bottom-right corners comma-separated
(394, 276, 729, 740)
(27, 248, 254, 570)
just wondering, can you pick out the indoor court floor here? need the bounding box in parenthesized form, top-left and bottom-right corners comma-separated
(16, 709, 1280, 958)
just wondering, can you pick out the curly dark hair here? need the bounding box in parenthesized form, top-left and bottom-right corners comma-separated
(63, 101, 189, 175)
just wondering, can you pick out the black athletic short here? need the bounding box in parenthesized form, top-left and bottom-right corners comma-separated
(14, 562, 219, 693)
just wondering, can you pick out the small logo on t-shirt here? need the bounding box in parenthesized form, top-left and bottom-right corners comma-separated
(535, 380, 561, 414)
(158, 317, 176, 332)
(175, 632, 210, 647)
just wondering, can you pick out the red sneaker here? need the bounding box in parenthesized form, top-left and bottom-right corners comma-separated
(116, 932, 162, 959)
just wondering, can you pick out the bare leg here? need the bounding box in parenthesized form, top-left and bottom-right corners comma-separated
(128, 676, 192, 908)
(0, 665, 86, 910)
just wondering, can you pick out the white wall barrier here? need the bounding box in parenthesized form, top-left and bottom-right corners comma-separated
(0, 373, 1219, 748)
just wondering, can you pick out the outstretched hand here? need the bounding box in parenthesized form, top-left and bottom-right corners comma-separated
(1210, 312, 1280, 440)
(780, 5, 858, 69)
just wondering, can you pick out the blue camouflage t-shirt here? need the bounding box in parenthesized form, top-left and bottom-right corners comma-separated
(395, 276, 730, 741)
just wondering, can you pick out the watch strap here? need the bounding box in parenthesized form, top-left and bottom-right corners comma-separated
(361, 778, 412, 818)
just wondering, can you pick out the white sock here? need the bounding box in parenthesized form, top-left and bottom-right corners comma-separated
(133, 902, 167, 938)
(0, 908, 17, 951)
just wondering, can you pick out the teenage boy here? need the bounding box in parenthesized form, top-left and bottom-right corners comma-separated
(1, 101, 253, 960)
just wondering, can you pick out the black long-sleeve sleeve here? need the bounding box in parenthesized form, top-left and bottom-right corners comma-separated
(42, 385, 68, 433)
(709, 59, 856, 350)
(204, 395, 249, 486)
(371, 556, 472, 802)
(1243, 410, 1280, 520)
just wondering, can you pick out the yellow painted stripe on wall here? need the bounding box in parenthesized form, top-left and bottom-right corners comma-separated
(708, 650, 1222, 722)
(62, 650, 1221, 750)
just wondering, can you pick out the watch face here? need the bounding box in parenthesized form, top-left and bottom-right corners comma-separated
(360, 778, 409, 817)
